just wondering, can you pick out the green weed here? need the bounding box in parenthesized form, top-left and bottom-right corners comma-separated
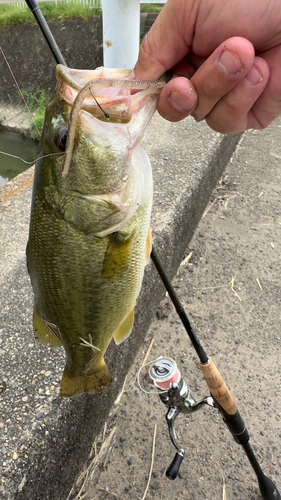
(0, 2, 163, 27)
(140, 4, 163, 12)
(0, 1, 102, 27)
(22, 89, 50, 140)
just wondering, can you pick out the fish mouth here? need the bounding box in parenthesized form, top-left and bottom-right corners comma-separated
(56, 65, 164, 125)
(56, 65, 165, 185)
(54, 66, 162, 232)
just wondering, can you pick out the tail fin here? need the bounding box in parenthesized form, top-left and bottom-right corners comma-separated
(60, 363, 112, 398)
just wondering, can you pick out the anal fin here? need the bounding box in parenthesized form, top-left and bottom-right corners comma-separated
(114, 308, 134, 345)
(33, 310, 62, 348)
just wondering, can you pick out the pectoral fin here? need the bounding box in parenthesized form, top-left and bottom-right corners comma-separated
(114, 308, 134, 345)
(33, 310, 62, 348)
(60, 362, 112, 398)
(102, 229, 133, 279)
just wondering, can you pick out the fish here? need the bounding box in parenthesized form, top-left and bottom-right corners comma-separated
(26, 64, 165, 397)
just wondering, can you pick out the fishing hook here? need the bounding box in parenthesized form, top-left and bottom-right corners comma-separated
(89, 88, 110, 121)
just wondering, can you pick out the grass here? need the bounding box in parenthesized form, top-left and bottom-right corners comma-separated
(0, 1, 102, 27)
(22, 89, 50, 140)
(0, 2, 163, 27)
(140, 4, 163, 12)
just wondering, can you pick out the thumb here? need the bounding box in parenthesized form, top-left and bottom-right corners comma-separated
(133, 0, 197, 80)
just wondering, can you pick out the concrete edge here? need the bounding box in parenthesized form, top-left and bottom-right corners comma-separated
(0, 166, 34, 206)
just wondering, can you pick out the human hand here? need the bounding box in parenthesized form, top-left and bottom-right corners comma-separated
(133, 0, 281, 133)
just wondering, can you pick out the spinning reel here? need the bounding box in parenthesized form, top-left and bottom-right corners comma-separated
(149, 356, 214, 480)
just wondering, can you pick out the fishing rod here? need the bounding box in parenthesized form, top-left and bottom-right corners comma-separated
(26, 5, 280, 498)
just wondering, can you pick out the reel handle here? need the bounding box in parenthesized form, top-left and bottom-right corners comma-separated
(166, 451, 184, 480)
(258, 473, 281, 500)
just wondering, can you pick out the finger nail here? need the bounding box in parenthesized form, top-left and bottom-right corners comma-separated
(218, 49, 242, 75)
(243, 66, 263, 86)
(168, 90, 194, 113)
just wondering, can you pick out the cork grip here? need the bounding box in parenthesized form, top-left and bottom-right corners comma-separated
(199, 358, 238, 415)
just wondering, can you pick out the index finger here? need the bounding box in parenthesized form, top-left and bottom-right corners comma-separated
(133, 0, 198, 80)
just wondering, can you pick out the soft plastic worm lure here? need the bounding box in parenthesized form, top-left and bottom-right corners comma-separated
(61, 78, 166, 178)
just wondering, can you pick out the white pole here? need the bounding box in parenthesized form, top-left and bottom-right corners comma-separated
(101, 0, 140, 69)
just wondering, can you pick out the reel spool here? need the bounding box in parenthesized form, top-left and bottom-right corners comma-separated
(149, 357, 181, 390)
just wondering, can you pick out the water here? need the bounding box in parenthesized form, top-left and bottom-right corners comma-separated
(0, 130, 38, 187)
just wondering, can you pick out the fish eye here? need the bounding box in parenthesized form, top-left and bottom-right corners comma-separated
(55, 127, 68, 151)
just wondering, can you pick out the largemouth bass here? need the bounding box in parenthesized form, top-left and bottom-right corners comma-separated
(26, 65, 164, 397)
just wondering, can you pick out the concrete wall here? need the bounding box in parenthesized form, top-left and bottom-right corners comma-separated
(0, 18, 103, 130)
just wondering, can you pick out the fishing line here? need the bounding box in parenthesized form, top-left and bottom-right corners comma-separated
(0, 150, 64, 164)
(137, 357, 167, 396)
(89, 89, 110, 121)
(0, 46, 40, 136)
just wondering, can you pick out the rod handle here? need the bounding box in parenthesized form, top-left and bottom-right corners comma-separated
(199, 358, 237, 415)
(166, 451, 184, 480)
